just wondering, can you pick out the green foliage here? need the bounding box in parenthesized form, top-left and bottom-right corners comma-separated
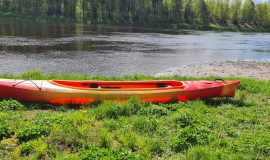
(185, 146, 224, 160)
(132, 116, 158, 136)
(0, 113, 16, 140)
(16, 122, 51, 142)
(98, 129, 112, 148)
(21, 70, 43, 80)
(79, 147, 143, 160)
(229, 0, 242, 25)
(49, 123, 85, 152)
(0, 137, 19, 157)
(0, 0, 269, 28)
(0, 100, 24, 111)
(94, 98, 142, 119)
(256, 2, 270, 27)
(103, 119, 118, 131)
(0, 124, 12, 140)
(163, 103, 183, 111)
(20, 138, 48, 157)
(173, 109, 198, 127)
(142, 104, 168, 116)
(147, 138, 164, 156)
(93, 102, 122, 119)
(119, 130, 139, 151)
(234, 133, 270, 156)
(16, 113, 69, 142)
(240, 0, 256, 23)
(171, 126, 211, 152)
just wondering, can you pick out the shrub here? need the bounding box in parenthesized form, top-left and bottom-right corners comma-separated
(213, 139, 230, 149)
(226, 129, 240, 138)
(49, 123, 84, 152)
(173, 109, 198, 128)
(94, 98, 143, 119)
(0, 124, 12, 140)
(186, 146, 222, 160)
(98, 129, 112, 148)
(16, 122, 51, 142)
(163, 103, 183, 111)
(0, 100, 24, 111)
(148, 138, 164, 156)
(32, 113, 70, 126)
(20, 138, 48, 157)
(119, 130, 139, 151)
(79, 147, 143, 160)
(16, 113, 68, 142)
(103, 119, 118, 131)
(122, 97, 143, 116)
(171, 126, 211, 152)
(142, 105, 168, 116)
(0, 113, 13, 140)
(94, 102, 120, 119)
(20, 142, 33, 155)
(237, 134, 270, 156)
(68, 111, 96, 126)
(0, 137, 19, 155)
(132, 116, 158, 136)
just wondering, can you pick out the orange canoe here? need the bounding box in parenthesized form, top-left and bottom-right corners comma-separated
(0, 79, 240, 105)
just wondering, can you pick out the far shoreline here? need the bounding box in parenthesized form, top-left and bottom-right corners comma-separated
(0, 13, 270, 33)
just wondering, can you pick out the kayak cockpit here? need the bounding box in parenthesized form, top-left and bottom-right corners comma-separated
(50, 80, 184, 90)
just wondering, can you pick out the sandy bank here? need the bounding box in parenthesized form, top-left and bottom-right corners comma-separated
(155, 61, 270, 80)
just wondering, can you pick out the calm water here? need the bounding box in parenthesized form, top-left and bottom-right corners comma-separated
(0, 21, 270, 75)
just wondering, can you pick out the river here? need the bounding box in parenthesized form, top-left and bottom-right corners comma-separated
(0, 21, 269, 75)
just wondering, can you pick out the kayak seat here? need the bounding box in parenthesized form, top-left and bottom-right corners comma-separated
(90, 83, 100, 88)
(157, 83, 166, 88)
(90, 84, 121, 89)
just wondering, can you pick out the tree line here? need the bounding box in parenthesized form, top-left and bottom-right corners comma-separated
(0, 0, 269, 28)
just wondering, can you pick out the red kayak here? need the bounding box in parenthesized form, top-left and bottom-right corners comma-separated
(0, 79, 240, 105)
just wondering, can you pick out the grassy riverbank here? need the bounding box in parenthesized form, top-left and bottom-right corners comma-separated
(1, 13, 270, 33)
(0, 71, 269, 159)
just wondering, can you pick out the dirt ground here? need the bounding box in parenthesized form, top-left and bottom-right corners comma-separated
(155, 61, 270, 80)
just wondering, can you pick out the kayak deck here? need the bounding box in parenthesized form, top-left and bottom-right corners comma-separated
(0, 79, 240, 105)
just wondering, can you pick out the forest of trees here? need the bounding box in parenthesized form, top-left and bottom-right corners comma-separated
(0, 0, 269, 28)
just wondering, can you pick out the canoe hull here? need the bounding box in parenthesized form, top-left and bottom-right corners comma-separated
(0, 79, 240, 105)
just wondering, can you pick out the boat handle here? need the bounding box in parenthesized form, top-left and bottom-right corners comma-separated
(13, 80, 42, 90)
(214, 79, 227, 83)
(214, 78, 224, 81)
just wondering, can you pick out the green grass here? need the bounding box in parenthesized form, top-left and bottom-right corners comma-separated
(0, 71, 269, 159)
